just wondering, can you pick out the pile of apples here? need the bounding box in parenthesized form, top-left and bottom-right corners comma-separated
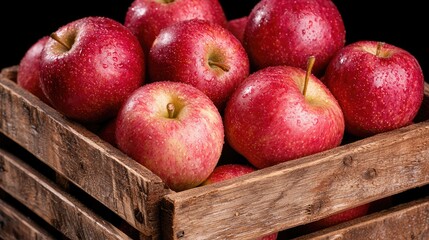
(16, 0, 425, 237)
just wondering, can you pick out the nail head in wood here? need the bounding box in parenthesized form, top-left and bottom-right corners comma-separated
(133, 208, 144, 223)
(176, 230, 185, 238)
(342, 155, 354, 167)
(364, 168, 377, 180)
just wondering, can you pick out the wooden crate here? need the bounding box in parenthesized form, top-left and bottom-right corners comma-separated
(0, 66, 172, 240)
(1, 65, 429, 240)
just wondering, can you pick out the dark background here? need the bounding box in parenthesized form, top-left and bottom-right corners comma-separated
(1, 1, 427, 79)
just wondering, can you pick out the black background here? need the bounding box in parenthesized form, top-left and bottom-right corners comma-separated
(1, 1, 427, 79)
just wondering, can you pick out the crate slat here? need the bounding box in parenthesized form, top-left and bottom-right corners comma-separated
(162, 118, 429, 239)
(0, 67, 172, 238)
(294, 195, 429, 239)
(0, 148, 134, 240)
(0, 198, 55, 240)
(3, 65, 429, 239)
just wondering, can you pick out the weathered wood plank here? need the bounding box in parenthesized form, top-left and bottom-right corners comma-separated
(0, 148, 134, 240)
(294, 195, 429, 240)
(3, 64, 429, 239)
(0, 67, 172, 238)
(161, 119, 429, 240)
(0, 65, 18, 83)
(0, 198, 56, 240)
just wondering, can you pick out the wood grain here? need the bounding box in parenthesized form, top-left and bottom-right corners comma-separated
(0, 67, 172, 238)
(3, 65, 429, 239)
(294, 196, 429, 240)
(0, 198, 55, 240)
(0, 148, 133, 240)
(161, 119, 429, 239)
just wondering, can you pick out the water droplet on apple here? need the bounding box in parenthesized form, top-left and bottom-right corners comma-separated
(103, 64, 108, 69)
(241, 85, 254, 99)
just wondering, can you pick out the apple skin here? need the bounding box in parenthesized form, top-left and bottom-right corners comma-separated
(39, 16, 145, 123)
(201, 163, 256, 185)
(323, 41, 425, 137)
(260, 233, 278, 240)
(17, 35, 50, 104)
(224, 65, 345, 169)
(201, 164, 278, 240)
(124, 0, 227, 55)
(227, 16, 248, 45)
(115, 81, 224, 192)
(148, 19, 250, 111)
(243, 0, 346, 76)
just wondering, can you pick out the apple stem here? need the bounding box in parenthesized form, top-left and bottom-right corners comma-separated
(167, 103, 175, 118)
(302, 56, 315, 96)
(376, 42, 384, 57)
(208, 60, 230, 72)
(50, 32, 71, 50)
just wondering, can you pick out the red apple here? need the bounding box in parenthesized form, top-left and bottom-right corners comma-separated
(227, 16, 248, 45)
(148, 19, 250, 111)
(243, 0, 346, 76)
(201, 163, 256, 185)
(224, 62, 345, 169)
(201, 163, 278, 240)
(124, 0, 227, 55)
(17, 35, 50, 104)
(260, 233, 278, 240)
(39, 16, 145, 123)
(115, 81, 224, 191)
(323, 41, 425, 137)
